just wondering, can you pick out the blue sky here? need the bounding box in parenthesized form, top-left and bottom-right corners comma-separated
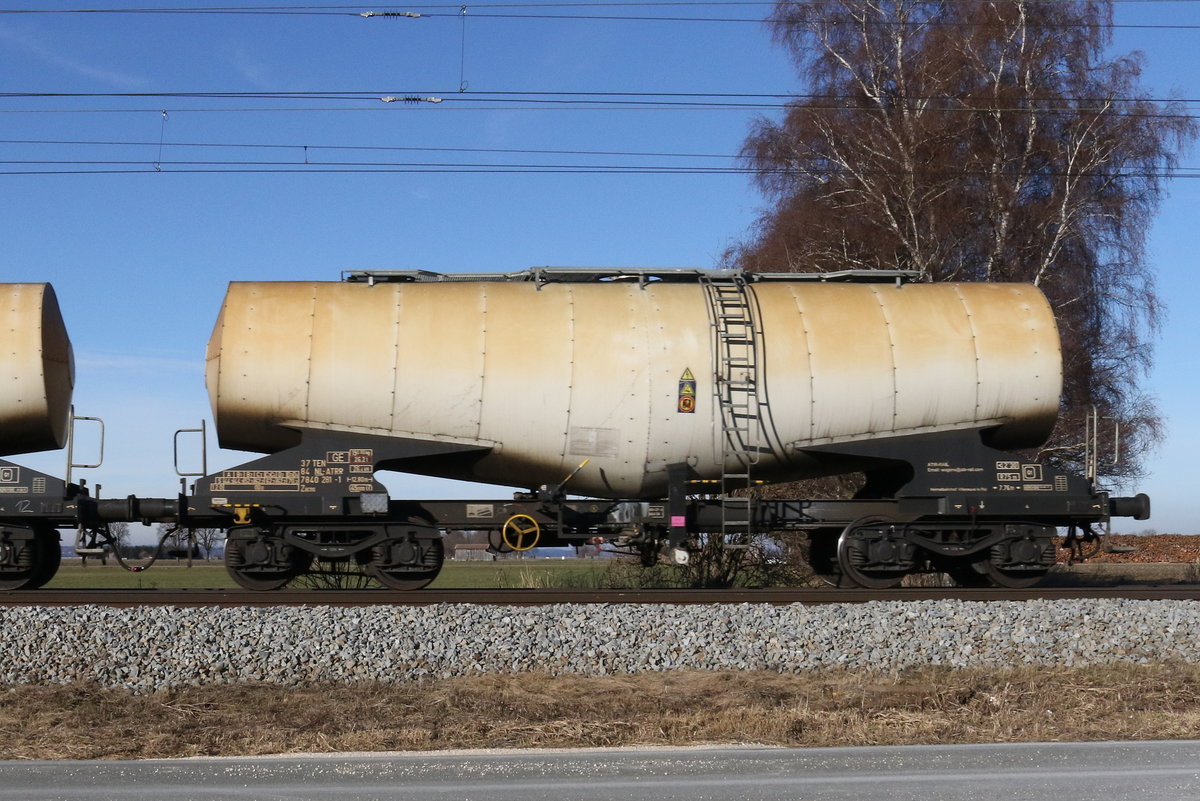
(2, 1, 1195, 535)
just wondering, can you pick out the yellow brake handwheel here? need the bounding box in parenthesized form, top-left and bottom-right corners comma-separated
(501, 514, 541, 552)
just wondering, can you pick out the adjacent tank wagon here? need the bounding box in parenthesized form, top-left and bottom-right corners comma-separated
(0, 283, 74, 457)
(0, 284, 84, 589)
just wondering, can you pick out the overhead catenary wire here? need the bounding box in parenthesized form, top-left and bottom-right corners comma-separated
(3, 85, 1197, 124)
(0, 160, 1196, 176)
(2, 5, 1194, 171)
(0, 137, 740, 159)
(2, 89, 1197, 101)
(0, 102, 1195, 120)
(2, 1, 1200, 29)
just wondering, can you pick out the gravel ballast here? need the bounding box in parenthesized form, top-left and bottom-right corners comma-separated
(2, 600, 1196, 692)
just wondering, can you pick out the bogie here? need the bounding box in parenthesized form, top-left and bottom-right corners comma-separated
(222, 522, 446, 591)
(363, 536, 444, 590)
(0, 527, 61, 591)
(224, 527, 314, 591)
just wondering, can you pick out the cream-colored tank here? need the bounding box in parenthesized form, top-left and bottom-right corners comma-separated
(0, 284, 74, 457)
(206, 275, 1061, 498)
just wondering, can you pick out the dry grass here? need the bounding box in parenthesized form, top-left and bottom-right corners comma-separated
(4, 664, 1200, 760)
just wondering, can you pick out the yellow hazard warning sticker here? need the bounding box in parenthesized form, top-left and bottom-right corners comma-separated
(677, 368, 697, 413)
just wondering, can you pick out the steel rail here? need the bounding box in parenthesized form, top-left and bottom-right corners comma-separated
(3, 586, 1200, 607)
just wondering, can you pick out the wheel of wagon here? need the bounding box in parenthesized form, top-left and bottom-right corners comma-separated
(981, 562, 1047, 589)
(0, 529, 50, 591)
(25, 531, 62, 590)
(836, 516, 908, 590)
(365, 537, 445, 590)
(981, 536, 1053, 589)
(224, 534, 313, 591)
(981, 559, 1048, 589)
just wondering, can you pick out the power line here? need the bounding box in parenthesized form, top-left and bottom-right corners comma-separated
(0, 137, 739, 158)
(0, 90, 795, 101)
(5, 1, 1199, 9)
(0, 137, 736, 159)
(0, 157, 1196, 176)
(2, 3, 1200, 28)
(0, 105, 792, 113)
(2, 89, 1198, 104)
(1, 105, 1194, 120)
(0, 137, 1194, 184)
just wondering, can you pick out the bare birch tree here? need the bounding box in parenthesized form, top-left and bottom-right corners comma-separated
(190, 528, 224, 561)
(734, 0, 1194, 482)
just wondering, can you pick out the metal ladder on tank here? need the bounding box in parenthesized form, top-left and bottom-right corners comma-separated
(701, 272, 763, 542)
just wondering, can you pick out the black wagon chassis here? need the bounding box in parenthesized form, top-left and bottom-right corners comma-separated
(73, 425, 1151, 591)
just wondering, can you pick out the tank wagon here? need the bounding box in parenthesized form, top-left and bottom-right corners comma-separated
(80, 267, 1145, 591)
(3, 269, 1149, 591)
(0, 284, 84, 589)
(206, 271, 1059, 496)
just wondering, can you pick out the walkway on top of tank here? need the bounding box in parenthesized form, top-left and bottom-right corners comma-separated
(341, 266, 923, 286)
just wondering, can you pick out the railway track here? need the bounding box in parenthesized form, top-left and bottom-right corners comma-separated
(3, 586, 1200, 606)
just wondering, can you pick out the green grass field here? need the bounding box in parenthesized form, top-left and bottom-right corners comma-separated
(43, 559, 613, 590)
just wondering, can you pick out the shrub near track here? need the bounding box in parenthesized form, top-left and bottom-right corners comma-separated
(3, 665, 1200, 760)
(43, 561, 609, 590)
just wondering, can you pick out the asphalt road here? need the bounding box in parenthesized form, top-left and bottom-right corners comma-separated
(2, 741, 1198, 801)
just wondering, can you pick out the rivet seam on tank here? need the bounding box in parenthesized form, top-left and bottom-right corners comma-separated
(786, 283, 816, 445)
(476, 286, 487, 439)
(870, 284, 899, 432)
(633, 284, 643, 470)
(951, 284, 983, 421)
(654, 290, 670, 459)
(562, 285, 575, 460)
(389, 284, 401, 430)
(303, 286, 316, 416)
